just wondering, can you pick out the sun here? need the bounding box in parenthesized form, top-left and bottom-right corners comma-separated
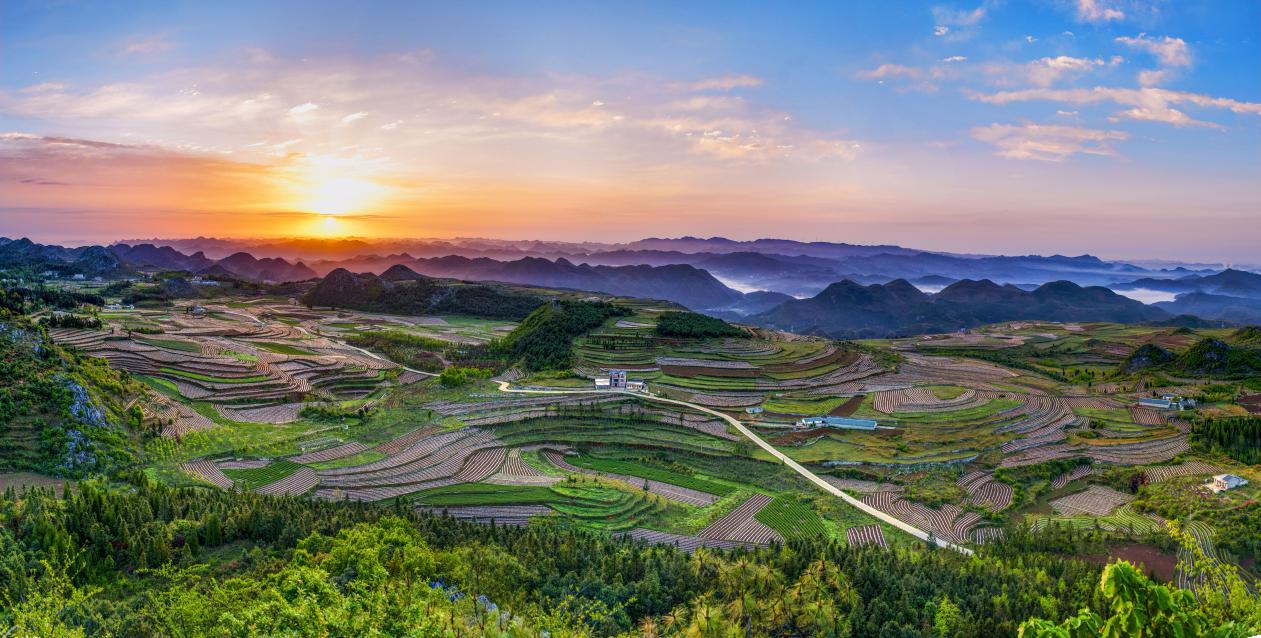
(302, 177, 386, 215)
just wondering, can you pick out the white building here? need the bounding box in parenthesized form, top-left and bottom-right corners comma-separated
(1207, 474, 1249, 494)
(593, 377, 611, 389)
(626, 379, 646, 392)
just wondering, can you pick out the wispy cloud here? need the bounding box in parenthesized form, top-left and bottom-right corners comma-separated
(1116, 33, 1190, 86)
(0, 53, 854, 169)
(1116, 34, 1190, 67)
(690, 74, 762, 91)
(971, 122, 1128, 161)
(859, 64, 923, 80)
(1074, 0, 1125, 23)
(120, 35, 173, 56)
(973, 86, 1257, 128)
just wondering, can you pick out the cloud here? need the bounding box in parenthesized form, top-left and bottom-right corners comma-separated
(0, 50, 857, 172)
(932, 2, 992, 40)
(1074, 0, 1125, 22)
(1116, 34, 1191, 67)
(1024, 56, 1110, 87)
(859, 64, 923, 80)
(690, 74, 762, 91)
(942, 56, 968, 63)
(973, 86, 1260, 128)
(933, 3, 989, 27)
(971, 122, 1128, 161)
(121, 35, 173, 56)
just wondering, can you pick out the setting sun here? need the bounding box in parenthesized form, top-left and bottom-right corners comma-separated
(301, 177, 386, 215)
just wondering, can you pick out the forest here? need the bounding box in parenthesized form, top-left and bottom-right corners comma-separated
(497, 301, 630, 370)
(0, 476, 1147, 637)
(654, 311, 745, 339)
(1191, 417, 1261, 465)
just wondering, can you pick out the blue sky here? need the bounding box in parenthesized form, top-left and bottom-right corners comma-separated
(1, 1, 1258, 261)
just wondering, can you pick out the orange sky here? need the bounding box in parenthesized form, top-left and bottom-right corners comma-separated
(2, 2, 1259, 261)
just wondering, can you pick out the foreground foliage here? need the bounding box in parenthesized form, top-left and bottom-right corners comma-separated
(0, 477, 1142, 637)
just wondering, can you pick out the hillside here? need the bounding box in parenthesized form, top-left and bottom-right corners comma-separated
(497, 300, 630, 369)
(752, 278, 1169, 338)
(0, 317, 147, 476)
(301, 268, 546, 319)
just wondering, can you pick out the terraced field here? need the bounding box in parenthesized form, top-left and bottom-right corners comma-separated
(110, 295, 1244, 576)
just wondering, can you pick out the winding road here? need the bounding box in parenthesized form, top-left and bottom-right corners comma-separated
(295, 305, 969, 554)
(495, 381, 973, 555)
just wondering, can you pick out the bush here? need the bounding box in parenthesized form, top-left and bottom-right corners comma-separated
(438, 366, 494, 387)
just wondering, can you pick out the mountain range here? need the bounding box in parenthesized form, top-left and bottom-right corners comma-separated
(1112, 269, 1261, 323)
(0, 238, 319, 283)
(752, 278, 1170, 338)
(124, 235, 1227, 297)
(5, 235, 1258, 338)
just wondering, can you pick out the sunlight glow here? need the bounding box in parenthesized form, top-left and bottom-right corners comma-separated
(301, 177, 387, 215)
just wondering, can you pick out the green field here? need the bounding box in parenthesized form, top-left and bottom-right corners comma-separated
(564, 456, 736, 495)
(136, 337, 201, 353)
(221, 460, 302, 490)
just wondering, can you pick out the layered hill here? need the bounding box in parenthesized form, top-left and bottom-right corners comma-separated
(0, 238, 320, 283)
(1112, 268, 1261, 298)
(751, 278, 1168, 338)
(399, 255, 745, 310)
(301, 267, 546, 319)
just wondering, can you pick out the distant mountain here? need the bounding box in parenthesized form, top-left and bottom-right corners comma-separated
(109, 243, 214, 272)
(0, 238, 319, 283)
(1112, 269, 1261, 299)
(302, 268, 545, 319)
(396, 255, 744, 310)
(136, 235, 1215, 295)
(211, 252, 317, 283)
(0, 237, 126, 277)
(1155, 292, 1261, 324)
(751, 278, 1168, 338)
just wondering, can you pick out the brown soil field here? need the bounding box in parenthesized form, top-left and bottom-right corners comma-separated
(1075, 543, 1177, 582)
(763, 349, 858, 374)
(829, 395, 865, 417)
(0, 472, 68, 495)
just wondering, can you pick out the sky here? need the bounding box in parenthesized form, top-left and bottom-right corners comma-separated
(1, 0, 1258, 262)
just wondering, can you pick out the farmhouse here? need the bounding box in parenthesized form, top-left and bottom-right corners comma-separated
(609, 369, 627, 388)
(1137, 397, 1176, 410)
(745, 406, 764, 414)
(593, 377, 611, 389)
(798, 416, 878, 430)
(1206, 474, 1249, 494)
(625, 379, 646, 392)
